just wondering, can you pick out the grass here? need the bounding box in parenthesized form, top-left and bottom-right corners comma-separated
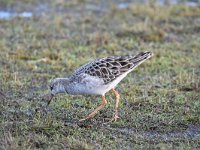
(0, 0, 200, 149)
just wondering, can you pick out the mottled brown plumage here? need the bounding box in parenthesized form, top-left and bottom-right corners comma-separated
(49, 51, 153, 121)
(73, 51, 152, 84)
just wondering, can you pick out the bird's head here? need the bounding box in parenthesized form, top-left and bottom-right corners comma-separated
(49, 78, 68, 95)
(47, 78, 69, 105)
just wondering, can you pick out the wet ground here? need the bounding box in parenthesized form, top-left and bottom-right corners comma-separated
(0, 0, 200, 20)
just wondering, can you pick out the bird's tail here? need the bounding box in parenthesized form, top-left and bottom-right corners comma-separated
(131, 51, 153, 63)
(128, 51, 153, 69)
(117, 51, 153, 74)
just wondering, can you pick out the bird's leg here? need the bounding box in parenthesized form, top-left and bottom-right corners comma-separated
(79, 96, 107, 121)
(111, 88, 120, 121)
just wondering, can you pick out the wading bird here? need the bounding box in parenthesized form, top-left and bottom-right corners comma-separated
(48, 51, 153, 121)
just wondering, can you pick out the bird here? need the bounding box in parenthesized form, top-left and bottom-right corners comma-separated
(48, 51, 153, 121)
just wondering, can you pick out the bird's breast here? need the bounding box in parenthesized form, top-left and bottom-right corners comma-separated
(66, 74, 106, 95)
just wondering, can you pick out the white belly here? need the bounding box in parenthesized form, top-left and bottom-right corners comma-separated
(100, 73, 128, 94)
(67, 69, 133, 96)
(68, 73, 128, 96)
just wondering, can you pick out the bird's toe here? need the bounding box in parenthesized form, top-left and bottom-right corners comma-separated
(111, 114, 120, 122)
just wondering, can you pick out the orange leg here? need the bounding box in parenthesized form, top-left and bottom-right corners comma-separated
(79, 96, 107, 121)
(112, 88, 120, 121)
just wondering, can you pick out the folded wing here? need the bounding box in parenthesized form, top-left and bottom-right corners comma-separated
(73, 51, 152, 84)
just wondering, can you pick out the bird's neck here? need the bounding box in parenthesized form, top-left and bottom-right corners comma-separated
(57, 78, 70, 86)
(55, 78, 69, 93)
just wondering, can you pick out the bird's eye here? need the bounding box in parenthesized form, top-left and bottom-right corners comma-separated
(50, 85, 53, 90)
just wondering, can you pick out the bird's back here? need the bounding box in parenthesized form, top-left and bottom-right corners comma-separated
(72, 51, 153, 85)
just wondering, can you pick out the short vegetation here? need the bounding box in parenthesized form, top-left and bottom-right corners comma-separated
(0, 0, 200, 149)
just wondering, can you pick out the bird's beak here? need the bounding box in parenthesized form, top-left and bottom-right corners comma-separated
(47, 93, 54, 106)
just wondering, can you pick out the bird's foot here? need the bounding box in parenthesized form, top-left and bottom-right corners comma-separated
(111, 114, 120, 122)
(79, 118, 86, 122)
(103, 114, 119, 125)
(79, 112, 96, 122)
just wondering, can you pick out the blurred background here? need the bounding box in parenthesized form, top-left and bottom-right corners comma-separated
(0, 0, 200, 149)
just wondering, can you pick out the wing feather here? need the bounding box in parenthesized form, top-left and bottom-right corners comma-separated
(71, 51, 152, 84)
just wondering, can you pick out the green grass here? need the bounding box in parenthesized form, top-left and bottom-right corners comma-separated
(0, 0, 200, 149)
